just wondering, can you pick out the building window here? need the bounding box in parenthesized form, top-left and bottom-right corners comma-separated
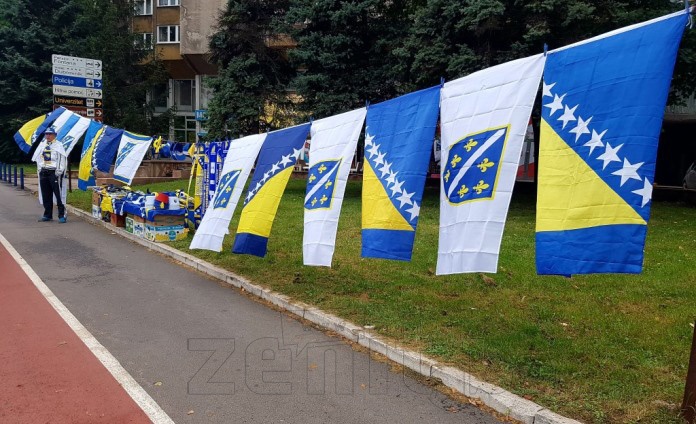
(151, 83, 169, 113)
(158, 0, 179, 6)
(134, 0, 153, 15)
(135, 33, 154, 50)
(157, 25, 180, 44)
(173, 79, 195, 112)
(173, 116, 197, 143)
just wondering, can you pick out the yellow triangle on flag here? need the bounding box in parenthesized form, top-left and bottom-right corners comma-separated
(536, 119, 646, 232)
(362, 161, 413, 231)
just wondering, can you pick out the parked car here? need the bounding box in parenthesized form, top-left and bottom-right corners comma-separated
(685, 162, 696, 189)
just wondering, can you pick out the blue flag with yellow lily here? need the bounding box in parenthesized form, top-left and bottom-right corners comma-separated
(536, 11, 688, 275)
(233, 123, 311, 257)
(361, 86, 440, 261)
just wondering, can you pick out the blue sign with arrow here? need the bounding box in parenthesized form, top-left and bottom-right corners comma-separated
(53, 74, 102, 89)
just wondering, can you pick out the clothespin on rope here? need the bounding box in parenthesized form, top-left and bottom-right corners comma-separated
(440, 77, 445, 87)
(365, 100, 370, 110)
(544, 43, 548, 56)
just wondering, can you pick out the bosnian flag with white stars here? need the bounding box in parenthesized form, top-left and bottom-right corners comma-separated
(232, 123, 311, 257)
(437, 54, 546, 275)
(362, 86, 440, 261)
(303, 107, 366, 267)
(536, 10, 688, 275)
(189, 133, 266, 252)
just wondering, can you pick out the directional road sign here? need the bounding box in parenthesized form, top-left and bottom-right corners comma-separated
(54, 96, 103, 108)
(52, 54, 104, 121)
(53, 86, 103, 99)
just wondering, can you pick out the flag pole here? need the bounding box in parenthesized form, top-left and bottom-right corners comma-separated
(682, 319, 696, 423)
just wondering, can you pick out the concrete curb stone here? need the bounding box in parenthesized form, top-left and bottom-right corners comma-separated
(64, 203, 583, 424)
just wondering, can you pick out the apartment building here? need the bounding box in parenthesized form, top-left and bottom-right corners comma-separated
(132, 0, 225, 142)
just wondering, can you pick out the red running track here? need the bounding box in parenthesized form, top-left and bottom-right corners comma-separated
(0, 242, 152, 423)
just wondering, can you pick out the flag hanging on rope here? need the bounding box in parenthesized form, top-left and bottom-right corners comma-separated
(233, 123, 311, 257)
(113, 132, 154, 185)
(78, 121, 104, 190)
(536, 11, 688, 275)
(303, 108, 367, 267)
(437, 54, 546, 275)
(189, 134, 267, 252)
(361, 86, 440, 261)
(92, 126, 124, 173)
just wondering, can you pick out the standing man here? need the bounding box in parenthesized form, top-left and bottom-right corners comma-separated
(32, 127, 68, 223)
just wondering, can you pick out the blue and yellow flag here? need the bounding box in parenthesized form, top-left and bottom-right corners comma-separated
(14, 108, 67, 153)
(232, 123, 311, 257)
(77, 121, 104, 190)
(361, 86, 440, 261)
(92, 126, 124, 173)
(14, 115, 46, 153)
(536, 11, 687, 275)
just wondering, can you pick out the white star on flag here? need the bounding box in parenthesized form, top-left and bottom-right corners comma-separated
(262, 171, 271, 182)
(597, 142, 623, 170)
(544, 93, 566, 116)
(364, 132, 375, 147)
(612, 157, 644, 186)
(270, 162, 281, 174)
(558, 104, 578, 129)
(292, 147, 303, 158)
(367, 143, 380, 158)
(584, 129, 607, 156)
(374, 151, 386, 166)
(280, 154, 293, 167)
(390, 179, 404, 197)
(542, 81, 556, 97)
(255, 182, 262, 191)
(632, 177, 653, 207)
(379, 161, 392, 178)
(386, 170, 398, 186)
(396, 190, 414, 207)
(569, 115, 592, 142)
(405, 201, 420, 221)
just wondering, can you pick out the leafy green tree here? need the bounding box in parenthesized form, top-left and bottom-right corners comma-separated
(207, 0, 295, 138)
(0, 0, 78, 162)
(282, 0, 413, 118)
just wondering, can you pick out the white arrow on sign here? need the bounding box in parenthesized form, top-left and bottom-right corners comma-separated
(85, 88, 103, 99)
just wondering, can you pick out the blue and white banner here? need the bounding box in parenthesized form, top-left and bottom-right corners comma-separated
(437, 54, 546, 275)
(303, 108, 367, 267)
(92, 126, 124, 173)
(113, 132, 153, 185)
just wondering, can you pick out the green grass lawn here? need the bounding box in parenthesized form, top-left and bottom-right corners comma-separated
(67, 178, 696, 423)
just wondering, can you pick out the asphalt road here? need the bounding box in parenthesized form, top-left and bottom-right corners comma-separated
(0, 182, 502, 424)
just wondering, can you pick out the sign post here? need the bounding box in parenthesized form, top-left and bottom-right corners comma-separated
(52, 54, 104, 122)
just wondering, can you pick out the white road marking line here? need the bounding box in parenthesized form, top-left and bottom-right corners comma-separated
(0, 232, 174, 424)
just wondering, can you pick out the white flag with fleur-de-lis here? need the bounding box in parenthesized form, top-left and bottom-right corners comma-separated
(303, 108, 366, 267)
(437, 54, 545, 275)
(190, 133, 266, 252)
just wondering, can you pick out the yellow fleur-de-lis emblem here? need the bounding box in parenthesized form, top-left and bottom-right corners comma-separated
(464, 138, 478, 152)
(220, 198, 227, 204)
(311, 197, 317, 206)
(444, 169, 450, 183)
(320, 194, 328, 204)
(318, 164, 327, 174)
(457, 184, 469, 198)
(324, 180, 333, 189)
(477, 158, 494, 172)
(474, 180, 490, 194)
(308, 174, 316, 183)
(225, 186, 232, 193)
(450, 154, 462, 168)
